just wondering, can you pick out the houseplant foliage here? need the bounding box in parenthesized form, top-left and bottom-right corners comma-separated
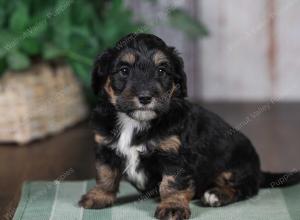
(0, 0, 208, 104)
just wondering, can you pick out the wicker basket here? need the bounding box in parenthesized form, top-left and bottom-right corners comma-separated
(0, 63, 88, 144)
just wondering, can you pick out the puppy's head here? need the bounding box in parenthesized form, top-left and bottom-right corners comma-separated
(92, 33, 187, 121)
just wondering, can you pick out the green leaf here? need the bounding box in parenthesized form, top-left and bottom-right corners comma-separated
(9, 2, 30, 33)
(25, 19, 48, 38)
(0, 8, 5, 27)
(69, 28, 98, 58)
(168, 9, 209, 39)
(71, 3, 94, 24)
(111, 0, 123, 12)
(20, 38, 41, 55)
(67, 50, 93, 66)
(0, 58, 6, 77)
(0, 31, 17, 58)
(42, 44, 64, 60)
(71, 62, 91, 88)
(0, 31, 16, 44)
(6, 50, 30, 71)
(50, 1, 72, 50)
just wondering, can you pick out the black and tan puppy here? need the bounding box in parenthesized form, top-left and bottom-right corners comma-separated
(79, 33, 300, 219)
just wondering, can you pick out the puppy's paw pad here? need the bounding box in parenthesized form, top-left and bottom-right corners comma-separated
(202, 191, 221, 207)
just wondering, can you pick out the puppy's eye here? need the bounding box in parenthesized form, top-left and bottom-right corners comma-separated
(119, 67, 129, 77)
(158, 67, 167, 77)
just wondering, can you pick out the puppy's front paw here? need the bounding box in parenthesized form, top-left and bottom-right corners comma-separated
(78, 188, 116, 209)
(155, 201, 191, 220)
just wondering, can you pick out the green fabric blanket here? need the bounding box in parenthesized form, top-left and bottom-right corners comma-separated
(13, 180, 300, 220)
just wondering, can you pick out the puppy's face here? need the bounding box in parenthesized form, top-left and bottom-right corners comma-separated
(109, 49, 178, 121)
(92, 34, 187, 121)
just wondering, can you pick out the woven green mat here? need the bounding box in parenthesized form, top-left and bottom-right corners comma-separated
(13, 180, 300, 220)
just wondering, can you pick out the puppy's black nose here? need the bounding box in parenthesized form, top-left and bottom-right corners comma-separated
(138, 96, 152, 105)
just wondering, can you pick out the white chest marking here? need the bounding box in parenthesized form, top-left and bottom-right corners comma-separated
(115, 113, 148, 190)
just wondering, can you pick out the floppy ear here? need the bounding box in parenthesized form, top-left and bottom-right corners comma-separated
(169, 48, 188, 98)
(91, 49, 115, 95)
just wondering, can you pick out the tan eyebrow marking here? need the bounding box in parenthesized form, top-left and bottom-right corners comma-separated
(153, 50, 169, 65)
(120, 52, 135, 64)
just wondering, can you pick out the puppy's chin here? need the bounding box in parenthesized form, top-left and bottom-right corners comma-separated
(131, 110, 157, 121)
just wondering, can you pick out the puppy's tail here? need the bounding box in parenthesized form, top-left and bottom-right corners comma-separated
(260, 170, 300, 188)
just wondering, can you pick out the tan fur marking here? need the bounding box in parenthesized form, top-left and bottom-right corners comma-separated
(161, 192, 193, 205)
(95, 162, 121, 193)
(120, 52, 135, 64)
(159, 176, 176, 199)
(156, 196, 191, 220)
(213, 171, 236, 202)
(159, 135, 181, 153)
(86, 188, 115, 203)
(215, 171, 234, 186)
(94, 132, 110, 145)
(156, 175, 194, 219)
(104, 78, 117, 104)
(222, 186, 236, 200)
(79, 162, 121, 208)
(94, 133, 104, 144)
(159, 175, 195, 201)
(79, 187, 116, 208)
(222, 172, 233, 181)
(153, 50, 168, 65)
(158, 194, 189, 208)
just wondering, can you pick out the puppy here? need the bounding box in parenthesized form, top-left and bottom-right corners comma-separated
(79, 33, 300, 220)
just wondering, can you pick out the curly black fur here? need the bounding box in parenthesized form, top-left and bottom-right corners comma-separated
(80, 33, 300, 219)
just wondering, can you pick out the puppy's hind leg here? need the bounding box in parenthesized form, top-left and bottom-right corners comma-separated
(201, 170, 260, 207)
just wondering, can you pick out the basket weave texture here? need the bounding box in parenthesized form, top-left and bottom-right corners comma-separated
(0, 63, 88, 144)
